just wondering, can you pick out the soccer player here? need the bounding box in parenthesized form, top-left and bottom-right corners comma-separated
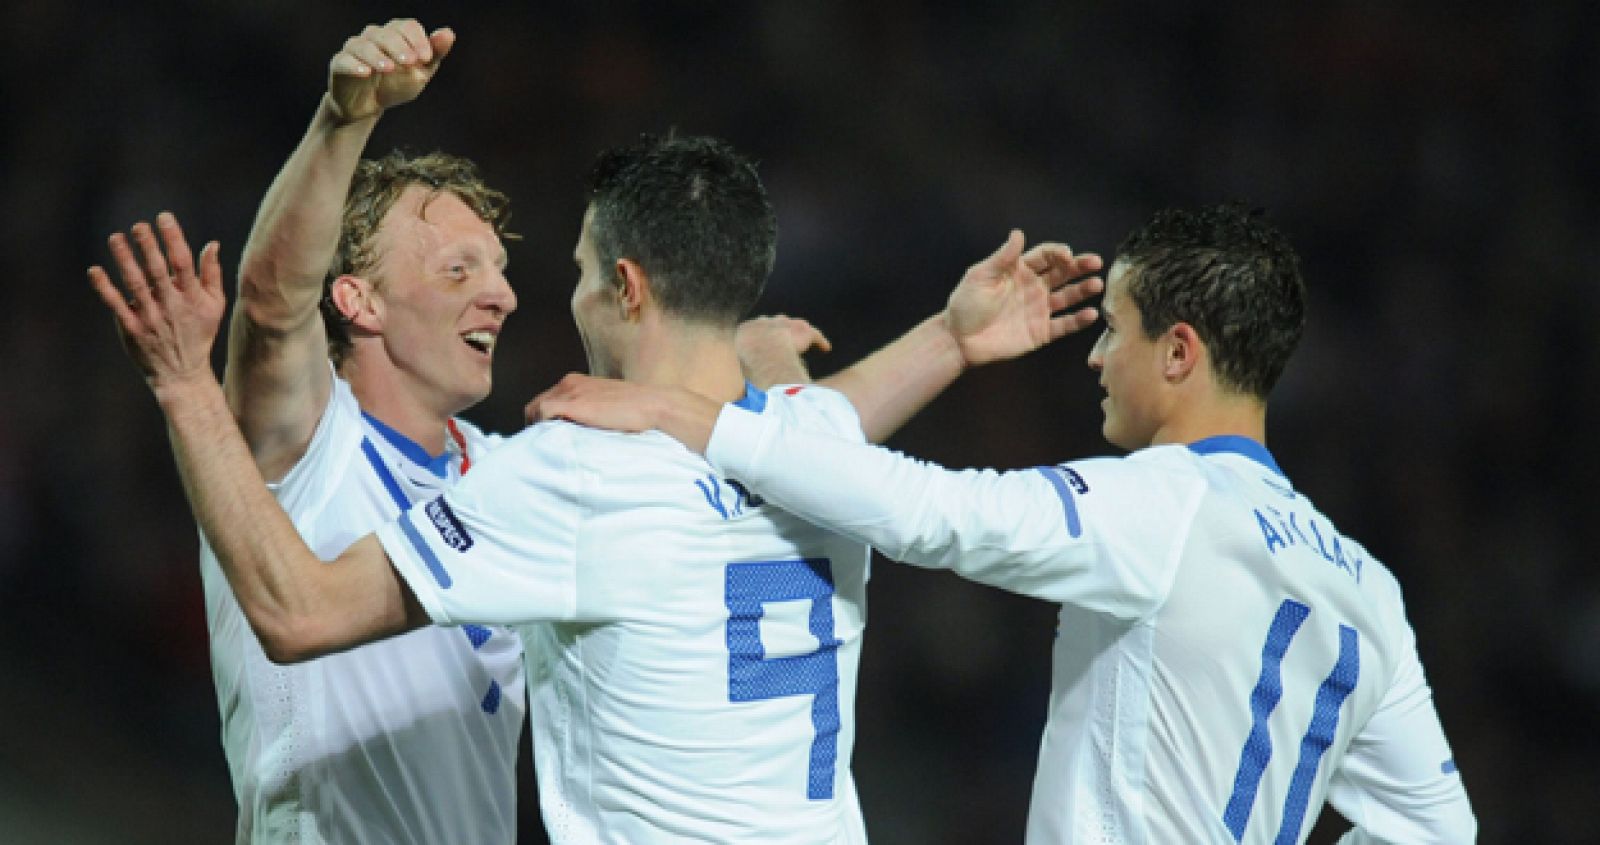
(528, 204, 1479, 843)
(190, 18, 527, 843)
(90, 133, 1103, 840)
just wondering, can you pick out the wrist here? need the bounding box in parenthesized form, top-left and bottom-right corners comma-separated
(931, 311, 973, 373)
(151, 370, 226, 416)
(657, 388, 719, 455)
(318, 93, 381, 131)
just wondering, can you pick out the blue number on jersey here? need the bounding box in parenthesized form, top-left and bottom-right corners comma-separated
(725, 558, 840, 800)
(1224, 598, 1360, 843)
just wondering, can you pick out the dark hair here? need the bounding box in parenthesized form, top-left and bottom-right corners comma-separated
(1114, 203, 1306, 398)
(584, 133, 776, 325)
(322, 151, 515, 365)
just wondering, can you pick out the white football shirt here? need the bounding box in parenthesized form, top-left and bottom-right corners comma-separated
(376, 384, 871, 844)
(705, 410, 1477, 845)
(200, 371, 527, 844)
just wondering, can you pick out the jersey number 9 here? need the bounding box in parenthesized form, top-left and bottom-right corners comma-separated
(725, 558, 841, 800)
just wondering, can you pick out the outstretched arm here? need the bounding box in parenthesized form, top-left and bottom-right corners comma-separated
(229, 19, 456, 481)
(91, 215, 425, 663)
(820, 230, 1102, 442)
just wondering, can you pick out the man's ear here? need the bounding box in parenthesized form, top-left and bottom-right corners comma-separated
(330, 274, 382, 335)
(1163, 322, 1204, 382)
(614, 258, 651, 322)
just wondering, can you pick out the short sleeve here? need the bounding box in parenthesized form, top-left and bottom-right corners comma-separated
(376, 422, 586, 627)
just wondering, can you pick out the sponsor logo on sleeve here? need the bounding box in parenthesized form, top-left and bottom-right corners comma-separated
(425, 496, 474, 551)
(1057, 464, 1090, 495)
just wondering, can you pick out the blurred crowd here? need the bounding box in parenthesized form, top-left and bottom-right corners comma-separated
(2, 1, 1595, 842)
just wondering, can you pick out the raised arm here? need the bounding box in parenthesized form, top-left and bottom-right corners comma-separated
(820, 230, 1102, 442)
(91, 215, 426, 663)
(229, 19, 455, 480)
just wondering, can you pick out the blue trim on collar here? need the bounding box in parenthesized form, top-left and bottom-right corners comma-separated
(1188, 435, 1287, 479)
(362, 411, 451, 478)
(732, 382, 768, 413)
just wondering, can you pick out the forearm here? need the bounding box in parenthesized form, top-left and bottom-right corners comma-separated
(157, 374, 405, 661)
(237, 97, 377, 326)
(225, 97, 375, 471)
(820, 313, 965, 443)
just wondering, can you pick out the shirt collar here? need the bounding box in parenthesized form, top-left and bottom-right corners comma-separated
(732, 381, 768, 413)
(1187, 434, 1286, 479)
(361, 411, 452, 478)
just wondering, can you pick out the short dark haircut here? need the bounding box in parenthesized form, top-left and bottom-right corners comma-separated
(1114, 203, 1306, 399)
(322, 151, 515, 365)
(584, 133, 776, 325)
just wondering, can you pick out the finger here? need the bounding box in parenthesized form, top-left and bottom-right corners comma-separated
(984, 229, 1025, 276)
(1049, 276, 1105, 312)
(88, 265, 141, 332)
(809, 327, 833, 354)
(390, 18, 430, 64)
(156, 212, 194, 291)
(368, 20, 420, 67)
(1059, 252, 1105, 283)
(130, 221, 172, 289)
(107, 232, 152, 303)
(1023, 242, 1072, 276)
(427, 28, 456, 70)
(787, 318, 833, 353)
(345, 31, 395, 72)
(330, 50, 374, 79)
(198, 241, 224, 298)
(1048, 306, 1101, 341)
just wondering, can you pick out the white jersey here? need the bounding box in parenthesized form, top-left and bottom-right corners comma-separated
(706, 411, 1477, 845)
(376, 384, 871, 845)
(200, 372, 527, 844)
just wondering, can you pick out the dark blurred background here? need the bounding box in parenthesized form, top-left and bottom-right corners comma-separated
(2, 1, 1594, 842)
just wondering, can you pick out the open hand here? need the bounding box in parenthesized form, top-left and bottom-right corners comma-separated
(88, 212, 226, 392)
(946, 230, 1104, 367)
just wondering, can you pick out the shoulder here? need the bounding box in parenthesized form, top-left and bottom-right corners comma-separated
(484, 419, 698, 482)
(271, 370, 363, 505)
(1059, 446, 1210, 498)
(447, 414, 507, 455)
(758, 384, 864, 440)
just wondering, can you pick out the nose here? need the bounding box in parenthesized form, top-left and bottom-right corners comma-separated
(483, 268, 518, 317)
(1086, 331, 1106, 371)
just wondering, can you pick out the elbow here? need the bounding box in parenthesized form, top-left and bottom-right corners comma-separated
(253, 612, 331, 664)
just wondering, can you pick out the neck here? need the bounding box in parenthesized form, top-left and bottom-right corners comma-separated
(340, 357, 453, 454)
(1150, 392, 1268, 449)
(620, 317, 746, 403)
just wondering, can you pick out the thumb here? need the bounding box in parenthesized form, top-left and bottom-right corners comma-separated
(981, 229, 1025, 277)
(427, 27, 456, 71)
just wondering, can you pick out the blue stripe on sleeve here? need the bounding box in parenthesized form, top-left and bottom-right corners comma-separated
(1032, 466, 1083, 538)
(398, 512, 454, 589)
